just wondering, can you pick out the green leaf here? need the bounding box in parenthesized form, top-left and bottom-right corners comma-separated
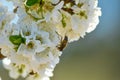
(9, 35, 26, 45)
(26, 0, 39, 6)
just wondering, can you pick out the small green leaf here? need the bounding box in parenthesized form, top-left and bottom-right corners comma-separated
(26, 0, 39, 6)
(9, 35, 26, 45)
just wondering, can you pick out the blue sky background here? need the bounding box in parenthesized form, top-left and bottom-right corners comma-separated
(0, 0, 120, 80)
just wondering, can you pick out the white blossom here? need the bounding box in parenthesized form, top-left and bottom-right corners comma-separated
(0, 0, 101, 80)
(55, 0, 101, 42)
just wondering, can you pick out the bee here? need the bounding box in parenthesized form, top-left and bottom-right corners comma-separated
(13, 6, 18, 13)
(57, 36, 68, 51)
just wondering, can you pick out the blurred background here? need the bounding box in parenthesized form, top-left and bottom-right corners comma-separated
(0, 0, 120, 80)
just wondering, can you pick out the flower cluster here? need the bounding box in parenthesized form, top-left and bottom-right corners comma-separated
(0, 0, 101, 80)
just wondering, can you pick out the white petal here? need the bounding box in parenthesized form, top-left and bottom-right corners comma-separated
(54, 1, 64, 10)
(51, 0, 59, 4)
